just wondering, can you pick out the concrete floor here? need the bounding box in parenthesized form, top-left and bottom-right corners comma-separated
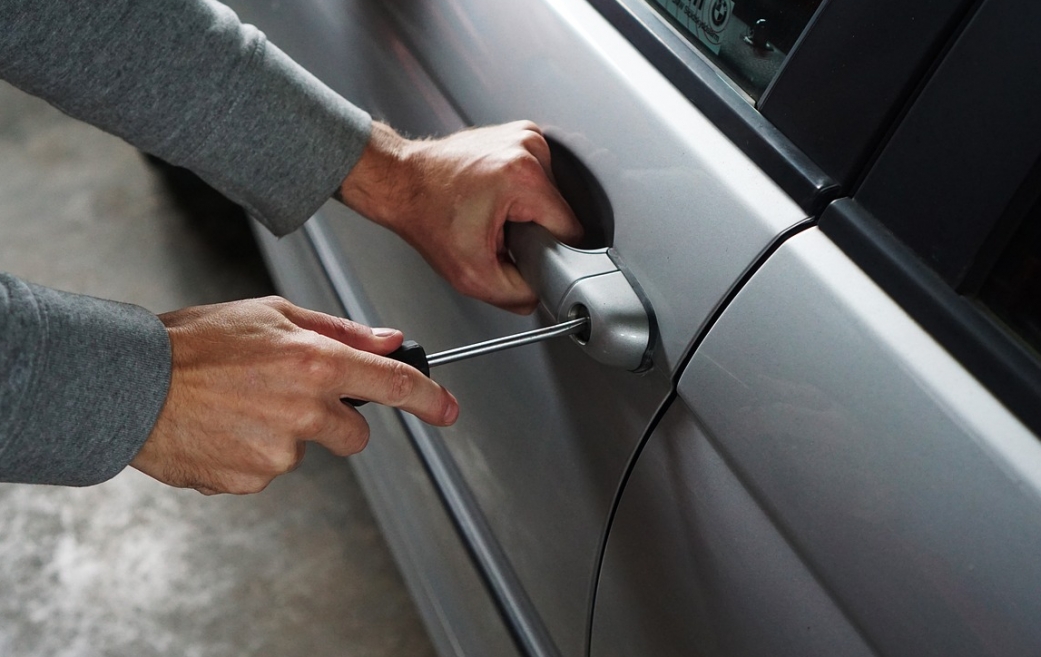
(0, 81, 437, 656)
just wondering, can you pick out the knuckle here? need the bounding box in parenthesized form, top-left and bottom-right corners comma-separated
(383, 360, 416, 405)
(325, 416, 370, 456)
(505, 149, 533, 168)
(260, 295, 291, 312)
(515, 119, 540, 134)
(294, 403, 328, 438)
(265, 444, 302, 475)
(291, 343, 336, 385)
(454, 267, 486, 299)
(504, 152, 543, 182)
(207, 474, 271, 495)
(338, 318, 365, 336)
(519, 130, 546, 151)
(235, 477, 272, 495)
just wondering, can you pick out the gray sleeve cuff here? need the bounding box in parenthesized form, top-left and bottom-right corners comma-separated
(186, 38, 373, 236)
(0, 0, 372, 237)
(0, 274, 171, 486)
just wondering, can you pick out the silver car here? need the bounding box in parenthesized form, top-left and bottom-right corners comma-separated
(228, 0, 1041, 654)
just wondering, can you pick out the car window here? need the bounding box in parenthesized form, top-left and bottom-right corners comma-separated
(817, 0, 1041, 438)
(646, 0, 823, 99)
(977, 196, 1041, 358)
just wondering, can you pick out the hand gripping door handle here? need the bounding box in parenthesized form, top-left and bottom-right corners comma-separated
(508, 222, 654, 372)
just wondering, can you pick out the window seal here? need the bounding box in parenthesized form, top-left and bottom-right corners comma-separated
(759, 0, 979, 189)
(587, 0, 838, 214)
(820, 198, 1041, 437)
(853, 0, 1041, 289)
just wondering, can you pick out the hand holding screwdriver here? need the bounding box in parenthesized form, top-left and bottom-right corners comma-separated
(132, 297, 458, 496)
(344, 317, 589, 406)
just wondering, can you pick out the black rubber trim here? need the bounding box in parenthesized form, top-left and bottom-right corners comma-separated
(304, 217, 562, 657)
(853, 0, 1041, 288)
(587, 0, 839, 215)
(759, 0, 977, 189)
(393, 413, 562, 657)
(820, 199, 1041, 437)
(583, 388, 676, 657)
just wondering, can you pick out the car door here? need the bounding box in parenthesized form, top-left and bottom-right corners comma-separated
(593, 0, 1041, 654)
(222, 0, 1002, 655)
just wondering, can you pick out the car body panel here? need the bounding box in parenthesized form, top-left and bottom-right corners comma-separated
(594, 227, 1041, 656)
(380, 0, 809, 372)
(314, 196, 672, 657)
(226, 2, 1041, 656)
(229, 0, 810, 655)
(591, 401, 876, 657)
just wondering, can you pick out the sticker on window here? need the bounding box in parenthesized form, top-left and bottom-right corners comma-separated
(656, 0, 734, 54)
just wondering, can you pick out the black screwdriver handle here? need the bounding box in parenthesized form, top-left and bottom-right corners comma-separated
(386, 340, 431, 377)
(343, 340, 430, 407)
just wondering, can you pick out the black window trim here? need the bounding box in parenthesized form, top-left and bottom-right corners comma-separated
(759, 0, 979, 191)
(586, 0, 838, 214)
(596, 0, 1041, 434)
(587, 0, 978, 213)
(850, 0, 1041, 290)
(821, 199, 1041, 437)
(821, 0, 1041, 437)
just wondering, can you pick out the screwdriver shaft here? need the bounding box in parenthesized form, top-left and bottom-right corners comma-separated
(426, 317, 589, 368)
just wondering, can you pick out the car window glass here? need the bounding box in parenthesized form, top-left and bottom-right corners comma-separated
(977, 200, 1041, 358)
(646, 0, 823, 100)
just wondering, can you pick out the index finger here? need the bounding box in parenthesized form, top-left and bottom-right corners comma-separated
(516, 123, 553, 178)
(336, 347, 459, 426)
(275, 300, 404, 354)
(514, 174, 584, 246)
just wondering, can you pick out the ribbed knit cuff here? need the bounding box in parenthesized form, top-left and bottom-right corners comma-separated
(0, 275, 171, 486)
(185, 38, 373, 236)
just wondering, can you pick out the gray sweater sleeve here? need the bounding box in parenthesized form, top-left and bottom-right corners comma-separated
(0, 0, 373, 485)
(0, 0, 372, 236)
(0, 274, 171, 486)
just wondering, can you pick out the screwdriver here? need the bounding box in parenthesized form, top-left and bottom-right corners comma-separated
(345, 316, 589, 406)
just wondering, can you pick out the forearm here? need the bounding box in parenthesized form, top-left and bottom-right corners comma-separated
(0, 0, 371, 235)
(0, 273, 171, 486)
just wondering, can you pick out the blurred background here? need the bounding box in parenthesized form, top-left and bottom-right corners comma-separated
(0, 80, 435, 657)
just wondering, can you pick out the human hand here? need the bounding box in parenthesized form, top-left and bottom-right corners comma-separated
(338, 121, 583, 314)
(131, 297, 458, 495)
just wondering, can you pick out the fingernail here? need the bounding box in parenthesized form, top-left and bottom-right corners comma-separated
(372, 327, 400, 337)
(443, 395, 460, 425)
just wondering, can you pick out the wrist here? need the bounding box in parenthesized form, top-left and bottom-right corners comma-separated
(337, 122, 420, 230)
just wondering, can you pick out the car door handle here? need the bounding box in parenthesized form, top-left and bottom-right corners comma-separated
(508, 222, 654, 371)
